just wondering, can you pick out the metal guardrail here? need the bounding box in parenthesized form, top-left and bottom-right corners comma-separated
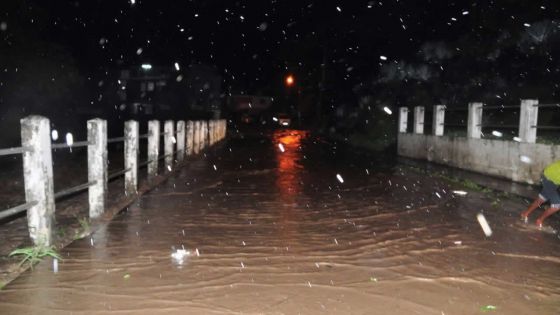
(0, 146, 26, 157)
(54, 181, 97, 199)
(52, 140, 90, 149)
(108, 167, 132, 181)
(0, 201, 38, 221)
(108, 136, 125, 144)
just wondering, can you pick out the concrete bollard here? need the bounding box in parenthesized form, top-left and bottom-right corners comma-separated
(87, 118, 108, 220)
(519, 99, 539, 143)
(467, 102, 483, 139)
(176, 120, 185, 162)
(193, 121, 200, 155)
(186, 120, 194, 156)
(124, 120, 139, 196)
(147, 120, 160, 180)
(164, 120, 174, 172)
(398, 107, 408, 133)
(413, 106, 425, 134)
(432, 105, 445, 136)
(21, 116, 55, 245)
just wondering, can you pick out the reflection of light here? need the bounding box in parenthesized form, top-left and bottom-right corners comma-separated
(274, 130, 308, 200)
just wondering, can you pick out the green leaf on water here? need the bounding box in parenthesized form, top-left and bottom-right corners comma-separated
(123, 273, 131, 279)
(480, 305, 497, 312)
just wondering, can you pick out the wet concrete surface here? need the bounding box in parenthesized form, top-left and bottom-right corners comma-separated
(1, 129, 559, 314)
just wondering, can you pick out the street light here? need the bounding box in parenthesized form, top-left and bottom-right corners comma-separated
(285, 74, 294, 86)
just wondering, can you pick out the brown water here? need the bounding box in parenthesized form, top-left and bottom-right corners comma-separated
(1, 129, 559, 314)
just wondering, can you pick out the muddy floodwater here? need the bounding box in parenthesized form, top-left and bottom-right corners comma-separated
(1, 129, 559, 314)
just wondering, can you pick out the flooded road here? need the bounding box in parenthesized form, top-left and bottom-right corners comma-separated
(1, 129, 560, 314)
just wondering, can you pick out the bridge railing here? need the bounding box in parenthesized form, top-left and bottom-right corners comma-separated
(0, 116, 227, 246)
(398, 100, 560, 143)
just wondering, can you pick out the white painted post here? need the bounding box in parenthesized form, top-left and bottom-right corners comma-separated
(164, 120, 174, 172)
(176, 120, 185, 162)
(398, 107, 408, 133)
(519, 99, 539, 143)
(147, 120, 160, 180)
(186, 120, 194, 156)
(87, 118, 107, 219)
(413, 106, 425, 134)
(432, 105, 445, 136)
(124, 120, 138, 196)
(193, 121, 200, 155)
(21, 116, 55, 245)
(467, 102, 483, 139)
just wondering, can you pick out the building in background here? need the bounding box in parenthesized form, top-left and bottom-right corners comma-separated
(118, 63, 222, 120)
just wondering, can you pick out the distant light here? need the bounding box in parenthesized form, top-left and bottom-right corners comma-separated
(174, 62, 180, 71)
(285, 75, 294, 86)
(383, 106, 392, 115)
(141, 64, 152, 70)
(491, 130, 502, 137)
(379, 55, 387, 61)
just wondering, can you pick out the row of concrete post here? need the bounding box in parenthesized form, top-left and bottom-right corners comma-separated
(19, 116, 227, 245)
(398, 99, 540, 143)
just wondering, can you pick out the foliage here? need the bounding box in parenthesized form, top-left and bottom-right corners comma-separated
(9, 245, 62, 270)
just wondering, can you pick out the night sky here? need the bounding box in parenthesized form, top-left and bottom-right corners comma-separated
(1, 0, 560, 120)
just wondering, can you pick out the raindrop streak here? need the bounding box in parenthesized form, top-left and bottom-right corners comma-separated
(51, 130, 59, 141)
(65, 133, 74, 146)
(476, 213, 493, 237)
(278, 143, 285, 152)
(383, 107, 392, 115)
(336, 174, 344, 183)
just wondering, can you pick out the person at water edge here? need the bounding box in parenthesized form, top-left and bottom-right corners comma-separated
(521, 160, 560, 228)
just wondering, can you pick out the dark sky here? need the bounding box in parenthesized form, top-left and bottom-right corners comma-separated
(1, 0, 558, 95)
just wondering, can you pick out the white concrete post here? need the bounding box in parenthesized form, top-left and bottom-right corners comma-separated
(124, 120, 138, 196)
(147, 120, 160, 180)
(432, 105, 445, 136)
(467, 102, 483, 139)
(186, 120, 194, 156)
(87, 118, 107, 219)
(176, 120, 185, 162)
(202, 121, 208, 149)
(164, 120, 174, 172)
(21, 116, 55, 245)
(398, 107, 408, 133)
(413, 106, 425, 134)
(209, 120, 214, 146)
(518, 99, 539, 143)
(193, 121, 200, 154)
